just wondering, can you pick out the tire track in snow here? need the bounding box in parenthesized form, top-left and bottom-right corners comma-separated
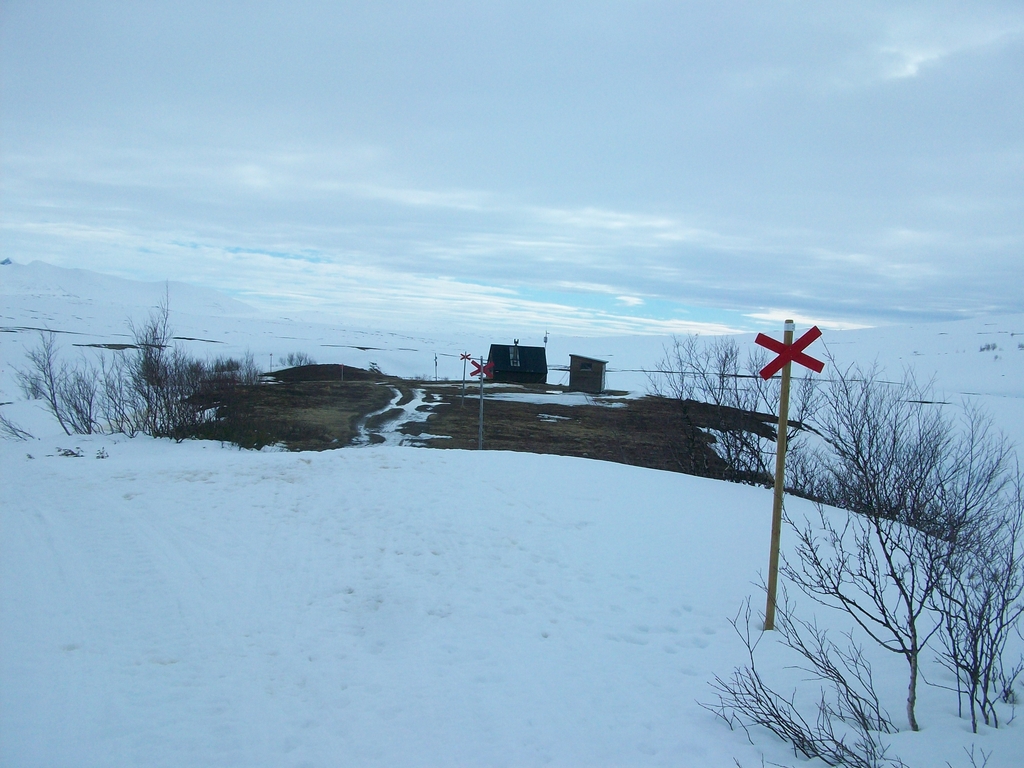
(354, 386, 437, 447)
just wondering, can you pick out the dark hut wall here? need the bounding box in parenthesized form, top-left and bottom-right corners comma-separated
(488, 343, 547, 384)
(568, 355, 606, 393)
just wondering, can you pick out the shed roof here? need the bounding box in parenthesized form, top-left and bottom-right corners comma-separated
(569, 354, 608, 365)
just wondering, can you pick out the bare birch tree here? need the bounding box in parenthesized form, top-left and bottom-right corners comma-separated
(650, 334, 818, 485)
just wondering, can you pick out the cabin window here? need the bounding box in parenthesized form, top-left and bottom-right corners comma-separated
(580, 362, 593, 371)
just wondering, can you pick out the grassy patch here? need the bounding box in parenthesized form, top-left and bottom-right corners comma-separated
(406, 383, 777, 481)
(190, 366, 781, 483)
(190, 365, 399, 450)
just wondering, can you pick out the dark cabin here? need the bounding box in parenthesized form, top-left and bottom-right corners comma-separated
(568, 355, 607, 394)
(487, 340, 547, 384)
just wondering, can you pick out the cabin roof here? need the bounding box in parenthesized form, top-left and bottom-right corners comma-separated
(488, 343, 548, 373)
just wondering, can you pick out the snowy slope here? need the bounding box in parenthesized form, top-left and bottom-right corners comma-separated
(6, 433, 1020, 767)
(2, 261, 1024, 767)
(1, 437, 775, 766)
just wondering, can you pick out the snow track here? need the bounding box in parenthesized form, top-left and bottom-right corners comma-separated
(354, 386, 438, 447)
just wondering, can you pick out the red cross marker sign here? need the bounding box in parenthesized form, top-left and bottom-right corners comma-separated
(470, 360, 494, 378)
(755, 326, 824, 380)
(460, 352, 472, 361)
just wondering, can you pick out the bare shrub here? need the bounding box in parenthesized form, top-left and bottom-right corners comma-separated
(15, 298, 266, 441)
(58, 361, 101, 434)
(948, 745, 993, 768)
(784, 500, 947, 732)
(123, 301, 221, 439)
(788, 364, 952, 731)
(934, 469, 1024, 732)
(800, 363, 952, 534)
(209, 355, 240, 382)
(99, 351, 139, 436)
(0, 407, 32, 440)
(161, 349, 214, 439)
(649, 334, 818, 486)
(285, 351, 315, 367)
(786, 364, 1023, 732)
(698, 356, 1024, 748)
(126, 299, 175, 436)
(16, 331, 72, 435)
(773, 599, 896, 737)
(209, 351, 263, 387)
(17, 333, 108, 435)
(237, 351, 263, 386)
(702, 598, 906, 768)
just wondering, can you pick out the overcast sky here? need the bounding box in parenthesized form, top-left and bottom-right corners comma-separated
(2, 1, 1022, 335)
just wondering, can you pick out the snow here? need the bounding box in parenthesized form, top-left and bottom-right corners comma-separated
(1, 437, 774, 766)
(483, 389, 630, 407)
(2, 260, 1024, 766)
(356, 387, 439, 447)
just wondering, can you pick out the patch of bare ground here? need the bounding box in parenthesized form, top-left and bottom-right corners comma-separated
(195, 366, 781, 483)
(404, 383, 779, 481)
(192, 364, 404, 451)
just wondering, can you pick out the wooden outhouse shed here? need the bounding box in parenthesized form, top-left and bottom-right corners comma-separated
(568, 355, 607, 393)
(487, 340, 547, 384)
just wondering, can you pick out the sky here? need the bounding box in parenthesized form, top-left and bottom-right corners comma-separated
(1, 1, 1023, 336)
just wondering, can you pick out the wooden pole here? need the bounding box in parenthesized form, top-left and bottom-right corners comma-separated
(478, 357, 485, 450)
(764, 319, 794, 631)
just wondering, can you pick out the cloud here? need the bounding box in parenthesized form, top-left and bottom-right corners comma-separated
(743, 310, 872, 332)
(876, 9, 1024, 80)
(2, 2, 1023, 334)
(616, 296, 645, 307)
(233, 164, 273, 190)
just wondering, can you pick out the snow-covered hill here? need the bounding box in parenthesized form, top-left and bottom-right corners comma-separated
(2, 261, 1023, 767)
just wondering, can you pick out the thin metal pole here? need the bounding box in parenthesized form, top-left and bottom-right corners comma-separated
(764, 319, 795, 631)
(461, 356, 467, 406)
(478, 357, 485, 450)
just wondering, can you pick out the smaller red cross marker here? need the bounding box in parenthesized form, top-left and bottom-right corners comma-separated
(755, 326, 824, 380)
(470, 360, 494, 378)
(460, 352, 472, 361)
